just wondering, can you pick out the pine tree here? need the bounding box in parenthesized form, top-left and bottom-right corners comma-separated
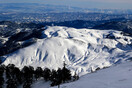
(61, 61, 71, 83)
(0, 65, 5, 88)
(6, 64, 15, 79)
(6, 79, 17, 88)
(22, 66, 34, 88)
(14, 67, 23, 84)
(0, 76, 4, 88)
(34, 67, 43, 80)
(28, 66, 34, 81)
(50, 69, 58, 86)
(73, 71, 79, 81)
(22, 66, 34, 84)
(0, 65, 4, 76)
(22, 66, 30, 80)
(56, 68, 63, 85)
(23, 82, 31, 88)
(0, 65, 4, 88)
(0, 59, 3, 64)
(43, 68, 51, 81)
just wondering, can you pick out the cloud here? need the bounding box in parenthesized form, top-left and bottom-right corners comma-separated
(73, 0, 132, 3)
(1, 0, 132, 3)
(0, 0, 132, 9)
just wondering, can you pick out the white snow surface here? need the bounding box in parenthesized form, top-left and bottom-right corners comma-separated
(2, 26, 132, 76)
(0, 25, 8, 27)
(51, 61, 132, 88)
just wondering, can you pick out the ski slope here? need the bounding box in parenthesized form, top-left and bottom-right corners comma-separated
(51, 61, 132, 88)
(2, 26, 132, 76)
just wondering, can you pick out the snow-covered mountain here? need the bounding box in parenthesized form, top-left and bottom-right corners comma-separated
(2, 26, 132, 76)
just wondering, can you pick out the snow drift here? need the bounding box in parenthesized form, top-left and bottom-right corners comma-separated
(2, 26, 132, 76)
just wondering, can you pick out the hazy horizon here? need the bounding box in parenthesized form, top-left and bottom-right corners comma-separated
(0, 0, 132, 9)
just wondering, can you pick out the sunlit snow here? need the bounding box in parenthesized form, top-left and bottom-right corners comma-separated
(2, 26, 132, 76)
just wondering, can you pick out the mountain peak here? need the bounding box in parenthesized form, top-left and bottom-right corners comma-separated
(2, 26, 132, 76)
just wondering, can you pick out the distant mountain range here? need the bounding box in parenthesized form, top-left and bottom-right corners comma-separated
(41, 20, 100, 29)
(42, 19, 132, 35)
(93, 20, 132, 35)
(0, 3, 132, 14)
(0, 3, 84, 13)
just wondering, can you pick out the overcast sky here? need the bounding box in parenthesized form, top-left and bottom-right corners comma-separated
(0, 0, 132, 9)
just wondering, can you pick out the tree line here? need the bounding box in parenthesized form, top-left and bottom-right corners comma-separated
(0, 62, 79, 88)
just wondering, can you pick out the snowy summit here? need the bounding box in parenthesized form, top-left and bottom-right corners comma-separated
(2, 26, 132, 76)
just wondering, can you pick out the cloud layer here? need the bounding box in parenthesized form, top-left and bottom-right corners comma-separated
(0, 0, 132, 9)
(75, 0, 132, 3)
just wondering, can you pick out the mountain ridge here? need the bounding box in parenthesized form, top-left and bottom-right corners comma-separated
(2, 26, 132, 76)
